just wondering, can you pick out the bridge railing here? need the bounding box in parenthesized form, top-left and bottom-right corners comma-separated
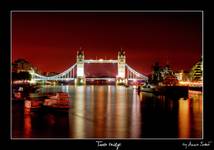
(84, 59, 118, 63)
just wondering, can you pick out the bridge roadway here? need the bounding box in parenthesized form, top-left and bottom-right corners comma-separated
(84, 59, 118, 63)
(34, 77, 145, 81)
(32, 60, 148, 81)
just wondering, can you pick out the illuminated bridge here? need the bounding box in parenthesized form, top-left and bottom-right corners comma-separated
(30, 49, 148, 85)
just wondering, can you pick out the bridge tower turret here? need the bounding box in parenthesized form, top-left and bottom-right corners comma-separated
(75, 49, 86, 85)
(117, 48, 127, 85)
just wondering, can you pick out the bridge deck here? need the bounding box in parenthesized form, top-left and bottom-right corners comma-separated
(84, 59, 118, 63)
(34, 78, 146, 81)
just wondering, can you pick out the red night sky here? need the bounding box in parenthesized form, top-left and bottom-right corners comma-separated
(12, 11, 202, 75)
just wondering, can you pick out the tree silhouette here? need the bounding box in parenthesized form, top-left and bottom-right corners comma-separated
(12, 71, 31, 81)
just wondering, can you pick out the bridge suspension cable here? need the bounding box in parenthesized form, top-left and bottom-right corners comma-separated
(31, 62, 148, 81)
(125, 64, 148, 80)
(32, 63, 77, 80)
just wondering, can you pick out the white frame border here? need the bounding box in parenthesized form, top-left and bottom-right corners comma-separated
(10, 10, 204, 140)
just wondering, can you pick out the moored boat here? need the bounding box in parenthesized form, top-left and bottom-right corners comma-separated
(138, 84, 189, 99)
(42, 92, 70, 112)
(138, 84, 158, 93)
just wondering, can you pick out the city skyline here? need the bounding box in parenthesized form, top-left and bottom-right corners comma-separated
(12, 11, 202, 75)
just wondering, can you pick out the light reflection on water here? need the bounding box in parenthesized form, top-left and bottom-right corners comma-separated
(12, 85, 202, 138)
(178, 90, 202, 138)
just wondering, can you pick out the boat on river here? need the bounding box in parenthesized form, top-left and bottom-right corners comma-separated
(23, 92, 70, 113)
(138, 84, 189, 99)
(43, 92, 70, 112)
(12, 84, 40, 101)
(138, 84, 158, 94)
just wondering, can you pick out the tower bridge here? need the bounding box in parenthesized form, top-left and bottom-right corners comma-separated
(31, 49, 148, 85)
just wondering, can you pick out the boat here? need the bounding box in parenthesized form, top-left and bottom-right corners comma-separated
(24, 93, 48, 111)
(22, 92, 70, 113)
(48, 92, 70, 99)
(138, 84, 158, 93)
(12, 84, 41, 101)
(140, 87, 156, 93)
(24, 99, 43, 110)
(42, 92, 70, 112)
(13, 91, 23, 100)
(155, 85, 189, 99)
(138, 84, 189, 99)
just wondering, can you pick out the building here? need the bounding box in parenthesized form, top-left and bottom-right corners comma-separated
(150, 63, 178, 85)
(160, 65, 174, 79)
(175, 70, 190, 81)
(12, 59, 33, 73)
(12, 58, 41, 74)
(43, 72, 59, 76)
(189, 58, 203, 81)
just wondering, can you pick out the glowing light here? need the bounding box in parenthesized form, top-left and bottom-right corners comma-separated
(13, 80, 31, 84)
(179, 81, 203, 87)
(14, 92, 22, 99)
(25, 100, 31, 109)
(77, 67, 84, 77)
(30, 79, 36, 84)
(189, 90, 202, 95)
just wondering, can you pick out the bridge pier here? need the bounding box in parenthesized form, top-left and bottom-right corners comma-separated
(75, 77, 86, 85)
(116, 77, 128, 86)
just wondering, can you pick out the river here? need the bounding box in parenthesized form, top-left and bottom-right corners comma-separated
(12, 85, 202, 138)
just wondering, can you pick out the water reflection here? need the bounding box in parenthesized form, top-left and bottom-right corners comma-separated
(71, 86, 85, 138)
(12, 85, 202, 138)
(178, 90, 202, 138)
(178, 99, 190, 138)
(24, 108, 32, 138)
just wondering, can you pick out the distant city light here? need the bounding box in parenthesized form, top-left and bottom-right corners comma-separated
(30, 79, 36, 84)
(179, 81, 203, 87)
(13, 80, 30, 84)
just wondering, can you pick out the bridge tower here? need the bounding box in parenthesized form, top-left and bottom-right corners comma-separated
(75, 49, 86, 85)
(116, 49, 127, 85)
